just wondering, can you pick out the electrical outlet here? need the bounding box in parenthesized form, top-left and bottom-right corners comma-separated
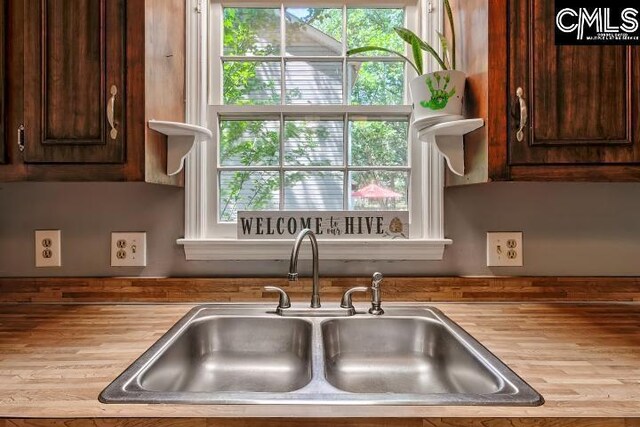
(487, 232, 523, 267)
(111, 232, 147, 267)
(35, 230, 61, 267)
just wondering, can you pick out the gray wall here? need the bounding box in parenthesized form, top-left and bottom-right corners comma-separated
(1, 182, 639, 277)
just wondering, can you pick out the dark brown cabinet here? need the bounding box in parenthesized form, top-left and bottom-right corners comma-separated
(23, 0, 126, 164)
(0, 0, 5, 164)
(452, 0, 640, 183)
(508, 0, 640, 167)
(0, 0, 186, 184)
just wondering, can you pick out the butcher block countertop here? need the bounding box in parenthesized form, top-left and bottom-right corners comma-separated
(1, 302, 639, 423)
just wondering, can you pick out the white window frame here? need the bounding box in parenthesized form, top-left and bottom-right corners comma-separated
(178, 0, 452, 260)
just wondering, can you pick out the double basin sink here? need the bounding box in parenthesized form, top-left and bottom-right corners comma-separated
(100, 304, 543, 406)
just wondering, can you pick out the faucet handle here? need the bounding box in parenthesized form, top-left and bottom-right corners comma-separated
(264, 286, 291, 314)
(340, 286, 369, 315)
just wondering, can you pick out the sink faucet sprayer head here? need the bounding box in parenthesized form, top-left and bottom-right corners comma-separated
(372, 272, 383, 288)
(369, 272, 384, 315)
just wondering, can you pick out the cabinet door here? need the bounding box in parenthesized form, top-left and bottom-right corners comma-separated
(509, 0, 640, 165)
(0, 0, 5, 164)
(23, 0, 125, 163)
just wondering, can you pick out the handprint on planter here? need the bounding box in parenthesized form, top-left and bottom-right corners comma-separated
(420, 73, 456, 110)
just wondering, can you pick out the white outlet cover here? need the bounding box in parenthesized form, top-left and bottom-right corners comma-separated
(486, 232, 523, 267)
(111, 232, 147, 267)
(35, 230, 61, 268)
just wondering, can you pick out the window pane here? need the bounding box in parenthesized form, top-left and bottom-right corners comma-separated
(349, 120, 408, 166)
(348, 62, 404, 105)
(284, 120, 344, 166)
(223, 61, 281, 105)
(347, 9, 404, 56)
(219, 171, 280, 222)
(285, 61, 343, 104)
(220, 120, 280, 166)
(286, 8, 342, 56)
(285, 171, 343, 210)
(349, 171, 408, 211)
(223, 8, 281, 56)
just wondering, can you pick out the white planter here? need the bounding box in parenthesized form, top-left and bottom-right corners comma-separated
(409, 70, 466, 123)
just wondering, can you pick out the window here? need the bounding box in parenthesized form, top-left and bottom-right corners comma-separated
(214, 6, 410, 223)
(179, 0, 451, 260)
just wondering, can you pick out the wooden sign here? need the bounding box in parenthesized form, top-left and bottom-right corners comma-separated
(237, 211, 409, 240)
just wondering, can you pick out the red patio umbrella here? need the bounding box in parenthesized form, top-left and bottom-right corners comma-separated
(352, 183, 402, 199)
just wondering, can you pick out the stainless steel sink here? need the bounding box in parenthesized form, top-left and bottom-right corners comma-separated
(100, 304, 543, 406)
(138, 317, 312, 393)
(322, 318, 506, 395)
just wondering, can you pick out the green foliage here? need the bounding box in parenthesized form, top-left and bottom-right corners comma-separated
(223, 8, 280, 56)
(435, 31, 451, 70)
(443, 0, 456, 70)
(219, 171, 279, 222)
(410, 36, 424, 77)
(287, 8, 343, 44)
(350, 62, 404, 105)
(350, 121, 408, 167)
(223, 62, 281, 106)
(347, 46, 419, 75)
(220, 121, 279, 166)
(346, 0, 456, 73)
(219, 7, 410, 220)
(222, 9, 281, 106)
(350, 120, 408, 211)
(219, 120, 280, 222)
(347, 8, 404, 54)
(284, 121, 333, 166)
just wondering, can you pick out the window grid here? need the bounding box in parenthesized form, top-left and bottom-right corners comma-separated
(218, 5, 406, 106)
(216, 4, 411, 222)
(218, 113, 410, 218)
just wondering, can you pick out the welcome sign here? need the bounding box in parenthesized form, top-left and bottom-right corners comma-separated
(237, 211, 409, 240)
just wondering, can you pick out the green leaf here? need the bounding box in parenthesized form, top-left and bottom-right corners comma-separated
(394, 27, 447, 71)
(443, 0, 456, 69)
(346, 46, 421, 75)
(436, 31, 451, 70)
(410, 37, 423, 75)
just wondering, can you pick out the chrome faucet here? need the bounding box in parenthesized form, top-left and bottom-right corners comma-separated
(288, 228, 321, 308)
(340, 272, 385, 315)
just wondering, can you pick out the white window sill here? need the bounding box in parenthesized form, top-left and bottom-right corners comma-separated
(177, 238, 452, 261)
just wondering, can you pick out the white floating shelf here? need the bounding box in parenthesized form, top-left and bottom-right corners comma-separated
(148, 120, 213, 176)
(417, 118, 484, 176)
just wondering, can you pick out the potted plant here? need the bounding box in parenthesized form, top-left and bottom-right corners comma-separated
(347, 0, 464, 124)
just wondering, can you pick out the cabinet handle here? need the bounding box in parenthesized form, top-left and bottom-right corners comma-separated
(17, 124, 25, 152)
(515, 87, 528, 142)
(107, 85, 118, 140)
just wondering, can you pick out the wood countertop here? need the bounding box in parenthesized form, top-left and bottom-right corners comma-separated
(1, 302, 639, 421)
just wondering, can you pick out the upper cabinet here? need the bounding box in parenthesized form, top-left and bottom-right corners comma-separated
(451, 0, 640, 183)
(23, 0, 125, 164)
(508, 0, 640, 167)
(0, 0, 5, 164)
(0, 0, 185, 183)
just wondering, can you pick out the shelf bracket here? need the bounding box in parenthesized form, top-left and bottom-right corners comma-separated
(148, 120, 213, 176)
(417, 118, 484, 176)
